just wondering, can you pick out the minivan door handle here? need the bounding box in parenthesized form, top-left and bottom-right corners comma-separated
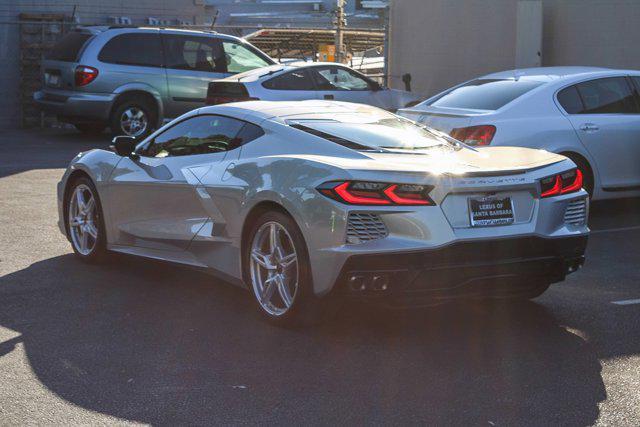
(579, 123, 599, 132)
(323, 94, 334, 100)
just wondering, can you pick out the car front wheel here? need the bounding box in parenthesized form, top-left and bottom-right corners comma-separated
(65, 177, 108, 262)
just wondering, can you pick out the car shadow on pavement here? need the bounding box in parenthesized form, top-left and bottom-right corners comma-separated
(0, 253, 610, 425)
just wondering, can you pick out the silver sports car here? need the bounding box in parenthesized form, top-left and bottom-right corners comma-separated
(57, 100, 589, 325)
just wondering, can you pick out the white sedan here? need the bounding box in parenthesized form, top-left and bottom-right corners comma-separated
(205, 62, 422, 112)
(397, 67, 640, 200)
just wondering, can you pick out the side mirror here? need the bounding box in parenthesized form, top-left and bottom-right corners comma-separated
(370, 81, 382, 92)
(110, 136, 138, 158)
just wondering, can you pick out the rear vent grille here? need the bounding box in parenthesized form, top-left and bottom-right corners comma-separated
(564, 198, 588, 226)
(346, 213, 388, 244)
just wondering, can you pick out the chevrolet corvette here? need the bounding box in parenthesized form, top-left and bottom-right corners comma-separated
(58, 100, 589, 325)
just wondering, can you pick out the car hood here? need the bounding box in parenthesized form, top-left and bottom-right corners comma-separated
(292, 146, 566, 176)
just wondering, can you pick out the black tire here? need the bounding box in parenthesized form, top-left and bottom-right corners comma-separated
(74, 123, 106, 135)
(110, 97, 156, 139)
(243, 210, 333, 327)
(64, 176, 108, 263)
(563, 154, 594, 198)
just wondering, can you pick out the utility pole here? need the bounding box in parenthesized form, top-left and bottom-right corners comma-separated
(333, 0, 346, 63)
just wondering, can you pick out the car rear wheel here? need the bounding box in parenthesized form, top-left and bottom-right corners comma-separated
(244, 210, 330, 327)
(110, 98, 156, 139)
(562, 153, 594, 197)
(65, 177, 108, 262)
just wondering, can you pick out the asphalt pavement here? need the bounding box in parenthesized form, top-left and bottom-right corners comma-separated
(1, 129, 639, 425)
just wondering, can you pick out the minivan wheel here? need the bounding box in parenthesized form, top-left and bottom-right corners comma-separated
(74, 123, 106, 135)
(110, 99, 156, 138)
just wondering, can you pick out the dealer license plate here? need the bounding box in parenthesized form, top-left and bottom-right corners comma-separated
(469, 196, 514, 227)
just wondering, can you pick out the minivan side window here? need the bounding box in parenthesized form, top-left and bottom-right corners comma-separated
(574, 77, 639, 114)
(221, 41, 272, 74)
(163, 35, 226, 73)
(629, 76, 640, 99)
(145, 115, 248, 157)
(98, 33, 163, 67)
(263, 70, 315, 90)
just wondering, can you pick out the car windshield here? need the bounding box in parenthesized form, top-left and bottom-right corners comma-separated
(426, 78, 545, 110)
(289, 113, 450, 151)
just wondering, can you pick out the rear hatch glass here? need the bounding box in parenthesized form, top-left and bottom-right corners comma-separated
(289, 113, 451, 152)
(46, 32, 92, 62)
(426, 78, 545, 111)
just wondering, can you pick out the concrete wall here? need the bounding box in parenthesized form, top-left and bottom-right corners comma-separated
(0, 0, 211, 129)
(388, 0, 640, 99)
(388, 0, 518, 99)
(541, 0, 640, 69)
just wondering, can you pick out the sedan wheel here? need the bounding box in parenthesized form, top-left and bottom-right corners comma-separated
(250, 221, 299, 316)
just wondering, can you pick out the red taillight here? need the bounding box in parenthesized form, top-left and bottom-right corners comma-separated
(383, 184, 432, 205)
(74, 65, 98, 87)
(206, 96, 259, 105)
(318, 181, 435, 206)
(540, 169, 583, 198)
(450, 125, 496, 146)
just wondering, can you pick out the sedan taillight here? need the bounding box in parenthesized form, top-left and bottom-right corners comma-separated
(540, 169, 583, 198)
(317, 181, 435, 206)
(450, 125, 496, 146)
(74, 65, 99, 87)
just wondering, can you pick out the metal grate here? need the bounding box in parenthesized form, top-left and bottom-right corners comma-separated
(346, 213, 388, 244)
(564, 198, 588, 226)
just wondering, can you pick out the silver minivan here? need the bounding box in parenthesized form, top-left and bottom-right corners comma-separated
(34, 26, 275, 137)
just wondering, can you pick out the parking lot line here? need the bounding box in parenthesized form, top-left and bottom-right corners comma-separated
(611, 299, 640, 306)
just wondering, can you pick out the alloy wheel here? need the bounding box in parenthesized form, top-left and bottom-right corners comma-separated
(68, 184, 99, 256)
(120, 107, 148, 137)
(250, 221, 299, 316)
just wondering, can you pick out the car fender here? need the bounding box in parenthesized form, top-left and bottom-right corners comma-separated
(112, 83, 165, 123)
(59, 149, 123, 240)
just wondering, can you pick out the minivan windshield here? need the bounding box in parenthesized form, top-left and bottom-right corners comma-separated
(46, 32, 92, 62)
(426, 78, 545, 110)
(290, 114, 449, 151)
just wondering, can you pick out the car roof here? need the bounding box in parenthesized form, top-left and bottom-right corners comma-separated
(479, 66, 640, 82)
(221, 61, 353, 83)
(197, 100, 385, 122)
(78, 25, 241, 40)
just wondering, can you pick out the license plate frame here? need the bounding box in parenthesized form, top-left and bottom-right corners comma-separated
(46, 73, 60, 87)
(468, 196, 515, 227)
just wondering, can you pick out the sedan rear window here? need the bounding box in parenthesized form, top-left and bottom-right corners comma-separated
(46, 32, 92, 62)
(427, 79, 545, 110)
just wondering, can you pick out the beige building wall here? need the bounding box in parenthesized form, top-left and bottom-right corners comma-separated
(389, 0, 640, 99)
(542, 0, 640, 69)
(388, 0, 519, 99)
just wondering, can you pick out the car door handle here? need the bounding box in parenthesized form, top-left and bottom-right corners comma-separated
(579, 123, 599, 132)
(323, 94, 334, 100)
